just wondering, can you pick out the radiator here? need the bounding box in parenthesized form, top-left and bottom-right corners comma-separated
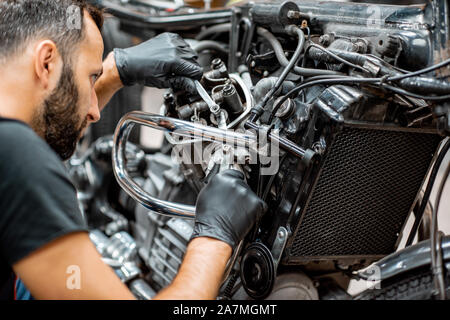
(285, 126, 442, 263)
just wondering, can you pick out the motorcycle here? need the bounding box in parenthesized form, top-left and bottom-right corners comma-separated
(71, 0, 450, 300)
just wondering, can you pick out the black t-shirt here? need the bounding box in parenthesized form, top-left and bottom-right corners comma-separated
(0, 118, 87, 299)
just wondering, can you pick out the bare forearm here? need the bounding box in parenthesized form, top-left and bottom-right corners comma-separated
(154, 237, 232, 300)
(95, 51, 123, 112)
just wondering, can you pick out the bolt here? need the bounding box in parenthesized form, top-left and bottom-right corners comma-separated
(278, 230, 285, 238)
(211, 58, 223, 70)
(355, 41, 367, 54)
(274, 98, 294, 119)
(163, 92, 174, 101)
(222, 84, 234, 96)
(263, 70, 269, 77)
(222, 144, 231, 153)
(287, 10, 301, 19)
(250, 61, 256, 68)
(211, 104, 220, 114)
(319, 34, 332, 46)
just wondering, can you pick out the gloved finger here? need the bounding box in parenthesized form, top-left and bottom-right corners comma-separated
(168, 76, 197, 94)
(221, 169, 245, 180)
(171, 59, 203, 80)
(177, 45, 199, 59)
(113, 48, 134, 86)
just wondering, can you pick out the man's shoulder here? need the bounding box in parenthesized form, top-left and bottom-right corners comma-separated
(0, 119, 86, 267)
(0, 118, 48, 150)
(0, 118, 65, 177)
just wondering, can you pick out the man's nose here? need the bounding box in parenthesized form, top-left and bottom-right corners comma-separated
(87, 90, 101, 123)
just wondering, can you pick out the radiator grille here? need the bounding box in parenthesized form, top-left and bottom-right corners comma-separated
(289, 127, 441, 259)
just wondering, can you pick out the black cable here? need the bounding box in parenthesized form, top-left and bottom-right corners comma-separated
(388, 58, 450, 82)
(431, 159, 450, 300)
(302, 74, 350, 82)
(256, 27, 341, 77)
(249, 25, 306, 121)
(268, 75, 450, 123)
(380, 84, 450, 101)
(406, 139, 450, 247)
(256, 163, 264, 197)
(302, 44, 450, 98)
(252, 29, 448, 122)
(261, 153, 288, 201)
(269, 77, 382, 122)
(304, 43, 449, 87)
(307, 43, 367, 73)
(195, 23, 231, 41)
(193, 40, 229, 55)
(300, 27, 311, 103)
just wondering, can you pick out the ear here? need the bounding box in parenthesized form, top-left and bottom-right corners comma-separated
(34, 40, 62, 90)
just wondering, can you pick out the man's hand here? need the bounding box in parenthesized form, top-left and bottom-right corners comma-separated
(155, 170, 266, 300)
(192, 169, 267, 249)
(113, 32, 203, 93)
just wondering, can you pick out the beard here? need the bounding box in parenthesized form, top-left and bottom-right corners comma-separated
(32, 64, 87, 160)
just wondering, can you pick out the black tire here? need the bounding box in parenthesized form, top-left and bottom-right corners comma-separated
(355, 266, 450, 300)
(89, 17, 143, 144)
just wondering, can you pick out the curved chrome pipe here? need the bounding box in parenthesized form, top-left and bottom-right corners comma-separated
(113, 111, 259, 219)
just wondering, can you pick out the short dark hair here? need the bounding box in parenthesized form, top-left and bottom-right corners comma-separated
(0, 0, 103, 63)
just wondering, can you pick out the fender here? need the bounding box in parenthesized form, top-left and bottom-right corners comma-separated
(357, 235, 450, 282)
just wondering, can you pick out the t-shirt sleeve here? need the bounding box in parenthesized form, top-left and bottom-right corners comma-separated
(0, 121, 88, 266)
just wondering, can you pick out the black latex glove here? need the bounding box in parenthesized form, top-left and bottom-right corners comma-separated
(113, 32, 203, 93)
(191, 170, 267, 249)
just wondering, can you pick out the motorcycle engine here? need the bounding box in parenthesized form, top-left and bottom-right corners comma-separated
(70, 0, 450, 300)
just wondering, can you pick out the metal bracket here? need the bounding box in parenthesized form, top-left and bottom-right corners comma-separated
(271, 226, 289, 270)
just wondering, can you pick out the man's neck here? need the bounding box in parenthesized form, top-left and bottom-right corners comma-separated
(0, 72, 37, 124)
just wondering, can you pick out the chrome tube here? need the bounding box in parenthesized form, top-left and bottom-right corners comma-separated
(113, 111, 259, 219)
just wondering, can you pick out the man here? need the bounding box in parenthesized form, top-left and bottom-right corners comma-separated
(0, 0, 266, 299)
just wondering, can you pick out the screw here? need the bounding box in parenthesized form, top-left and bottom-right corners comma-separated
(278, 230, 285, 238)
(263, 70, 269, 77)
(250, 61, 256, 68)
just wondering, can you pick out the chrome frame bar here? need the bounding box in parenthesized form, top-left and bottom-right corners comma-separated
(113, 111, 259, 219)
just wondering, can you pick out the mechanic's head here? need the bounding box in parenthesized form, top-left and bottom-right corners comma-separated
(0, 0, 104, 160)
